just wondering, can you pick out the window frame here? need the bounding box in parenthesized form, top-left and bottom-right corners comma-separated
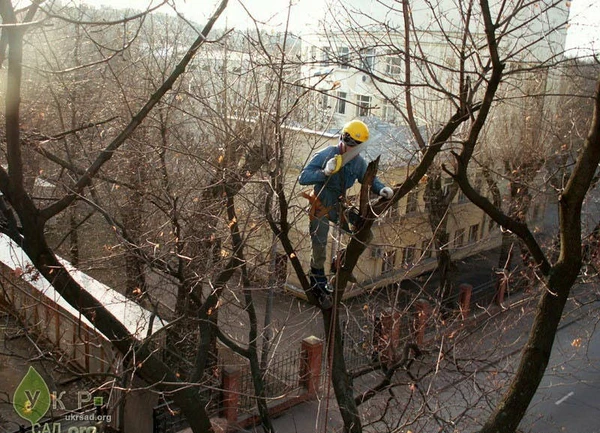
(356, 94, 371, 117)
(335, 91, 347, 114)
(320, 46, 331, 66)
(338, 46, 350, 69)
(421, 239, 433, 260)
(454, 228, 465, 249)
(402, 244, 416, 266)
(360, 47, 376, 71)
(385, 52, 402, 76)
(469, 224, 479, 243)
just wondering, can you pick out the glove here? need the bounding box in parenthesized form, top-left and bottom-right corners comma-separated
(323, 158, 338, 176)
(379, 187, 394, 199)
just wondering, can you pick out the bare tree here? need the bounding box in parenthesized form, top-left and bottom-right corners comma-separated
(0, 1, 230, 432)
(265, 0, 589, 432)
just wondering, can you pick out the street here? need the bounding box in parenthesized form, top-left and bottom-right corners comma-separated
(523, 310, 600, 433)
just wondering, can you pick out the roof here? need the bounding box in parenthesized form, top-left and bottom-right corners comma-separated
(0, 233, 166, 341)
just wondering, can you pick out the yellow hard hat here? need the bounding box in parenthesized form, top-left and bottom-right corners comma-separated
(341, 120, 369, 145)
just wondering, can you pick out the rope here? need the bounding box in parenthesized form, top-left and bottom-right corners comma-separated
(320, 167, 347, 433)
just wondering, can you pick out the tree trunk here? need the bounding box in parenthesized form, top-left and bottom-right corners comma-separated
(479, 266, 574, 433)
(424, 170, 458, 309)
(323, 308, 362, 433)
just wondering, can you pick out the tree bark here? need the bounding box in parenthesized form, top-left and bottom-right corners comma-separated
(424, 171, 458, 309)
(323, 308, 362, 433)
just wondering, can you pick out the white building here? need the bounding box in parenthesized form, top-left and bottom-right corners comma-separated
(297, 0, 568, 132)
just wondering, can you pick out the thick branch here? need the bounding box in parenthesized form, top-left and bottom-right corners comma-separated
(354, 343, 422, 406)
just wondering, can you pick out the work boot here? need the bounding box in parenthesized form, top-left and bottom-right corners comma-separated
(309, 267, 333, 309)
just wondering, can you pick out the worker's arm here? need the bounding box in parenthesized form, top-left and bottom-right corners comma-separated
(299, 149, 331, 185)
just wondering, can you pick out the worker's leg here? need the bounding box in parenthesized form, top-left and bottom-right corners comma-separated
(309, 215, 329, 270)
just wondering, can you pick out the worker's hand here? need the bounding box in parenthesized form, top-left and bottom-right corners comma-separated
(323, 158, 338, 176)
(379, 187, 394, 199)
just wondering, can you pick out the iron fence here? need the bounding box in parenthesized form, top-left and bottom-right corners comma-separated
(238, 349, 302, 412)
(341, 315, 375, 372)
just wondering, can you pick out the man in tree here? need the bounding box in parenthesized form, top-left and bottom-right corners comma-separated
(299, 119, 393, 308)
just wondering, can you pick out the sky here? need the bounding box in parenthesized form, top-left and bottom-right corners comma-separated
(71, 0, 325, 31)
(70, 0, 599, 55)
(564, 0, 600, 56)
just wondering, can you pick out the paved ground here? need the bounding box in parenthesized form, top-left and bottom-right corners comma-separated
(523, 307, 600, 432)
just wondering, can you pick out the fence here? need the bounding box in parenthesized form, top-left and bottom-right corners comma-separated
(342, 308, 418, 373)
(151, 278, 506, 433)
(342, 315, 375, 372)
(153, 336, 323, 433)
(342, 279, 506, 373)
(237, 348, 302, 412)
(153, 372, 221, 433)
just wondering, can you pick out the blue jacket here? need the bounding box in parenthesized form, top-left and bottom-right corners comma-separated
(298, 145, 385, 222)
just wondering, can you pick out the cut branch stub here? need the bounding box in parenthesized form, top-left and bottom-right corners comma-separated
(334, 158, 381, 298)
(359, 156, 380, 225)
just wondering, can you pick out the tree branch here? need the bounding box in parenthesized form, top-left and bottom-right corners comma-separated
(39, 0, 229, 223)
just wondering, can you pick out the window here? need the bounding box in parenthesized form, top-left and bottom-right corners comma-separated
(405, 191, 418, 214)
(421, 239, 433, 260)
(402, 244, 416, 266)
(360, 48, 376, 71)
(356, 95, 371, 116)
(310, 46, 317, 61)
(457, 189, 468, 203)
(338, 46, 349, 69)
(454, 229, 465, 249)
(370, 246, 383, 259)
(482, 214, 488, 236)
(320, 47, 331, 66)
(382, 102, 396, 123)
(320, 94, 329, 110)
(469, 224, 479, 243)
(335, 91, 347, 114)
(382, 250, 396, 274)
(385, 52, 402, 76)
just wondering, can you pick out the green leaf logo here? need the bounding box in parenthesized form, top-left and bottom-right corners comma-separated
(13, 366, 51, 426)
